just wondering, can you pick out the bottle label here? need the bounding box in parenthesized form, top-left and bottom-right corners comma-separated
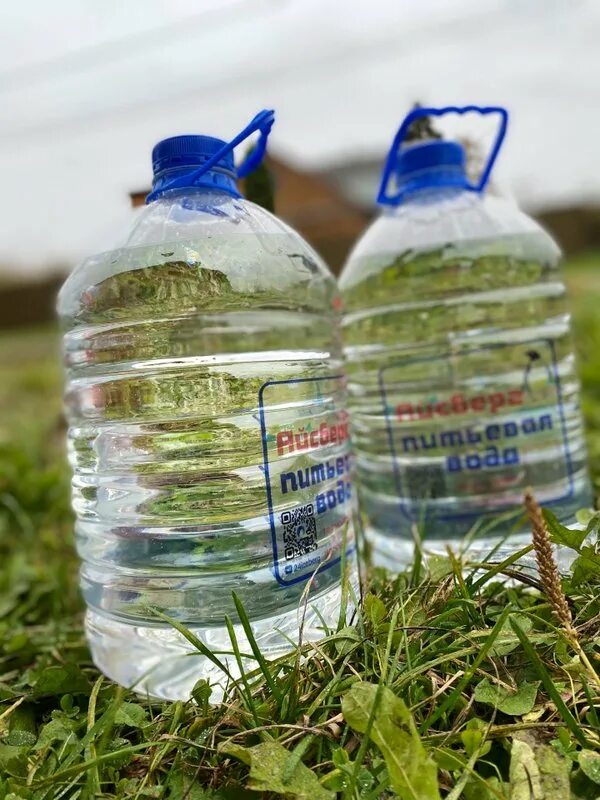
(258, 376, 354, 586)
(379, 338, 577, 522)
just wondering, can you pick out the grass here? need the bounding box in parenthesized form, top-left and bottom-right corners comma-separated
(1, 251, 600, 798)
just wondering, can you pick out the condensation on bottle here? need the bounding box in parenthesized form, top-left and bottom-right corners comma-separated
(339, 105, 591, 569)
(58, 111, 356, 700)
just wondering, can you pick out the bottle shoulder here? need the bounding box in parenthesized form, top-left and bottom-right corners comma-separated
(58, 192, 335, 322)
(339, 192, 561, 292)
(124, 192, 295, 245)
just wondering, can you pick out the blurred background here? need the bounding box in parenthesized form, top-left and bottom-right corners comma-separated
(2, 1, 600, 292)
(1, 0, 599, 576)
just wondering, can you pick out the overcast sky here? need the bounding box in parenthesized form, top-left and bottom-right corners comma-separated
(1, 0, 599, 275)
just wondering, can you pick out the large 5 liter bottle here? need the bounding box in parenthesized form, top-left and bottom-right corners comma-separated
(339, 105, 591, 569)
(58, 111, 356, 699)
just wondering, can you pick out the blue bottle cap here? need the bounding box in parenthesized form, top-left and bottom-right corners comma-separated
(377, 105, 509, 206)
(148, 135, 238, 201)
(146, 110, 276, 204)
(151, 135, 236, 178)
(395, 140, 467, 199)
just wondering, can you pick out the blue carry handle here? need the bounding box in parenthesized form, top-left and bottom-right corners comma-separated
(235, 108, 275, 178)
(153, 109, 275, 196)
(377, 105, 509, 206)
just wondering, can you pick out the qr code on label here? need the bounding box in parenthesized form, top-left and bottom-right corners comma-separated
(281, 504, 318, 561)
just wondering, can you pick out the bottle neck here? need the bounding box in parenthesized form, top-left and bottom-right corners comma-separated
(395, 182, 468, 207)
(147, 165, 240, 203)
(395, 163, 468, 203)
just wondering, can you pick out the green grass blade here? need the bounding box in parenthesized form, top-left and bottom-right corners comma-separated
(153, 608, 234, 682)
(232, 591, 283, 705)
(510, 617, 590, 747)
(470, 544, 534, 592)
(31, 741, 165, 788)
(420, 605, 513, 732)
(224, 614, 260, 724)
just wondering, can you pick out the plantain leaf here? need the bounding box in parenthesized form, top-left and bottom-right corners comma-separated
(580, 750, 600, 785)
(543, 509, 587, 551)
(536, 740, 571, 798)
(509, 738, 543, 800)
(342, 681, 440, 800)
(473, 678, 540, 716)
(509, 733, 570, 799)
(363, 593, 387, 626)
(220, 740, 333, 800)
(114, 702, 148, 729)
(489, 613, 532, 657)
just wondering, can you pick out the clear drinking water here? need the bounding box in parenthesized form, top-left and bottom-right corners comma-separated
(339, 106, 591, 569)
(58, 113, 356, 699)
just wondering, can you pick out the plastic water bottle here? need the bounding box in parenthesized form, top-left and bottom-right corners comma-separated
(339, 105, 591, 569)
(58, 111, 356, 699)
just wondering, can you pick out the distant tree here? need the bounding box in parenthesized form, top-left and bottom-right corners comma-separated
(460, 135, 501, 196)
(405, 104, 500, 195)
(405, 102, 442, 143)
(460, 136, 485, 188)
(242, 145, 275, 212)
